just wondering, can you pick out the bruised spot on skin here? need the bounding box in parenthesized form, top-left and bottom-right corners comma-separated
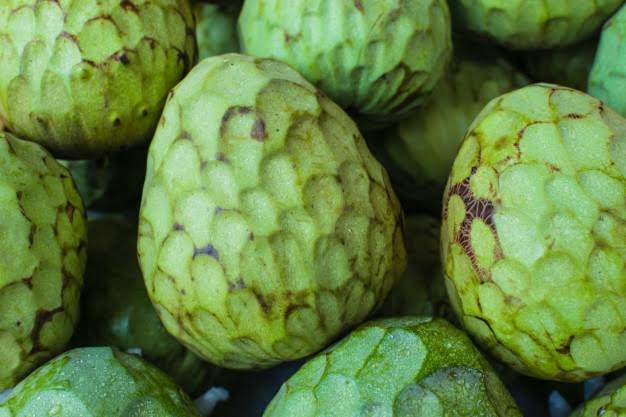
(193, 244, 219, 260)
(251, 118, 267, 141)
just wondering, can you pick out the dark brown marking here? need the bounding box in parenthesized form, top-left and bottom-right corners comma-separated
(31, 308, 64, 352)
(193, 244, 219, 260)
(120, 1, 139, 12)
(173, 223, 184, 231)
(251, 118, 267, 141)
(65, 204, 75, 220)
(354, 0, 364, 11)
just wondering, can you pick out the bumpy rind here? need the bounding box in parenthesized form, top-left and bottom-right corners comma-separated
(138, 53, 406, 370)
(194, 2, 240, 61)
(370, 52, 528, 213)
(0, 347, 200, 417)
(0, 0, 196, 158)
(571, 374, 626, 417)
(263, 317, 522, 417)
(590, 4, 626, 117)
(448, 0, 622, 49)
(239, 0, 452, 121)
(441, 83, 626, 381)
(0, 132, 87, 390)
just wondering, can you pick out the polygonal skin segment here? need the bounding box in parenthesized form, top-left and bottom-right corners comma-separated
(0, 0, 196, 158)
(138, 54, 406, 370)
(441, 83, 626, 381)
(0, 132, 87, 389)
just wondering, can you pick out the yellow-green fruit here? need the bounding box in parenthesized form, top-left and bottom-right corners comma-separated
(448, 0, 622, 50)
(380, 215, 450, 319)
(441, 83, 626, 381)
(370, 51, 528, 213)
(138, 54, 406, 370)
(194, 2, 240, 61)
(0, 0, 196, 159)
(0, 132, 87, 390)
(571, 374, 626, 417)
(264, 317, 522, 417)
(239, 0, 453, 122)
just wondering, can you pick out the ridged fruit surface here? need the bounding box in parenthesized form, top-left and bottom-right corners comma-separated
(441, 83, 626, 381)
(370, 51, 528, 213)
(138, 54, 406, 370)
(0, 132, 86, 390)
(570, 374, 626, 417)
(239, 0, 452, 121)
(590, 4, 626, 117)
(448, 0, 622, 49)
(194, 2, 240, 61)
(0, 0, 196, 158)
(74, 218, 216, 395)
(0, 347, 200, 417)
(264, 317, 522, 417)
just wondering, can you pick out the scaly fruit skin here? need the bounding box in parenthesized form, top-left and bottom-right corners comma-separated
(380, 215, 450, 319)
(74, 219, 216, 395)
(0, 132, 86, 390)
(590, 4, 626, 117)
(370, 52, 528, 213)
(441, 83, 626, 381)
(522, 38, 597, 92)
(0, 0, 196, 159)
(60, 146, 148, 211)
(448, 0, 622, 50)
(194, 2, 240, 61)
(264, 317, 522, 417)
(239, 0, 452, 121)
(0, 347, 200, 417)
(138, 53, 406, 370)
(571, 374, 626, 417)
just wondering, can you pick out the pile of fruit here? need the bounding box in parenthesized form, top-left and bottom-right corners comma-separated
(0, 1, 624, 416)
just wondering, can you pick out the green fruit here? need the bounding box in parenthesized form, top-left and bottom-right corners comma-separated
(239, 0, 452, 121)
(264, 317, 522, 417)
(571, 374, 626, 417)
(60, 147, 148, 211)
(590, 4, 626, 117)
(0, 347, 200, 417)
(138, 53, 406, 370)
(370, 50, 528, 213)
(441, 83, 626, 381)
(448, 0, 622, 50)
(380, 215, 450, 319)
(522, 38, 597, 92)
(0, 132, 87, 390)
(73, 218, 217, 395)
(0, 0, 196, 159)
(194, 2, 240, 61)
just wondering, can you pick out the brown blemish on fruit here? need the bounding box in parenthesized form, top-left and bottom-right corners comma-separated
(193, 244, 219, 260)
(228, 278, 246, 291)
(354, 0, 364, 11)
(251, 118, 267, 141)
(173, 223, 184, 231)
(31, 307, 64, 352)
(120, 1, 139, 12)
(65, 203, 75, 220)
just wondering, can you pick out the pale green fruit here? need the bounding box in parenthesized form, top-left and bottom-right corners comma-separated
(370, 51, 528, 213)
(194, 2, 240, 61)
(571, 374, 626, 417)
(522, 38, 597, 91)
(138, 53, 406, 370)
(0, 0, 196, 159)
(73, 218, 217, 395)
(0, 347, 200, 417)
(0, 132, 87, 390)
(590, 4, 626, 116)
(264, 317, 522, 417)
(448, 0, 622, 49)
(239, 0, 452, 122)
(441, 83, 626, 381)
(380, 215, 450, 319)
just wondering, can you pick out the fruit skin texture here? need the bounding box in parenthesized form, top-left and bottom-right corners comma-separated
(73, 218, 216, 395)
(60, 146, 148, 211)
(0, 0, 196, 159)
(0, 347, 200, 417)
(570, 374, 626, 417)
(263, 317, 522, 417)
(238, 0, 452, 121)
(380, 215, 450, 319)
(370, 51, 528, 213)
(522, 38, 597, 92)
(590, 4, 626, 117)
(448, 0, 622, 50)
(194, 2, 240, 61)
(441, 83, 626, 381)
(0, 132, 87, 390)
(138, 53, 406, 370)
